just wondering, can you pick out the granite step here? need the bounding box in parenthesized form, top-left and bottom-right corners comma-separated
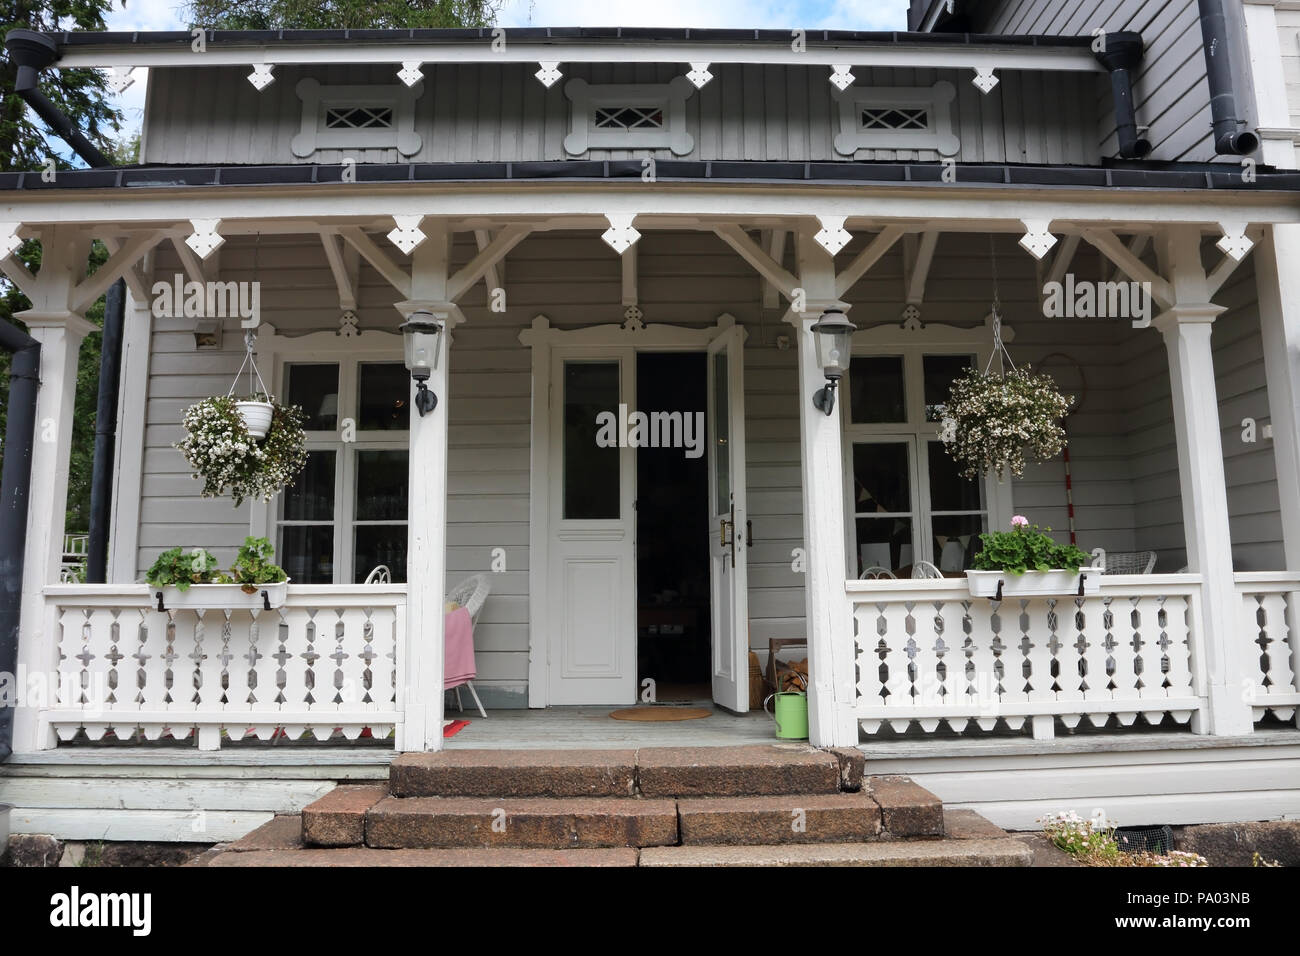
(389, 749, 637, 798)
(677, 793, 882, 845)
(364, 795, 679, 849)
(636, 745, 842, 797)
(200, 846, 640, 867)
(639, 837, 1034, 867)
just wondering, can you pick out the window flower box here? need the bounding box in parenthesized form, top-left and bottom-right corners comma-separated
(152, 581, 289, 612)
(965, 569, 1098, 599)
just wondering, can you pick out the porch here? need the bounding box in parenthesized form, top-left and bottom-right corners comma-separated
(4, 175, 1300, 773)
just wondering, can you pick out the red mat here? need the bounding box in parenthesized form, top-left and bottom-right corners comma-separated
(443, 719, 470, 739)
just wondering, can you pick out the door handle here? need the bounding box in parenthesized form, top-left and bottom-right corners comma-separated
(746, 519, 753, 548)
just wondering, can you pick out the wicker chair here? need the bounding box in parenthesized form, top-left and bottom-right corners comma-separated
(859, 566, 897, 580)
(911, 560, 944, 580)
(445, 574, 490, 719)
(1099, 550, 1157, 575)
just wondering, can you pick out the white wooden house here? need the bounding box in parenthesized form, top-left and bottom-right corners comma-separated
(2, 0, 1300, 839)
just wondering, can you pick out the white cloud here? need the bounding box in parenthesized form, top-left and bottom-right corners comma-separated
(499, 0, 908, 29)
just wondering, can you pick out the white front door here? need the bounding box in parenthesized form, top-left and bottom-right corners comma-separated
(707, 326, 750, 711)
(546, 351, 637, 704)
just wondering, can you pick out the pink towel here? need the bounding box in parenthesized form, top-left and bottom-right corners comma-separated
(444, 606, 477, 689)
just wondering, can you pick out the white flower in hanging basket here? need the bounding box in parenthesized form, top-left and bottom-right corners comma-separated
(175, 394, 308, 506)
(940, 365, 1072, 480)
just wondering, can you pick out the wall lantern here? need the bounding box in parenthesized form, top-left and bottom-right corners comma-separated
(809, 309, 856, 416)
(399, 311, 443, 416)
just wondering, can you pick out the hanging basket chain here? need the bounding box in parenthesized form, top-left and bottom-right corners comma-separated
(226, 233, 270, 400)
(982, 233, 1017, 377)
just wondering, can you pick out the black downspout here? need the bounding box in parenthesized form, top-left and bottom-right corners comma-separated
(5, 28, 124, 584)
(1095, 33, 1153, 160)
(1197, 0, 1261, 155)
(85, 281, 124, 583)
(0, 324, 41, 763)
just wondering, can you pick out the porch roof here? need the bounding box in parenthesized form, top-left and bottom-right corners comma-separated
(38, 27, 1104, 73)
(4, 159, 1300, 195)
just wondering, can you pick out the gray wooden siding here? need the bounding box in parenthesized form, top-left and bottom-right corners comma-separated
(129, 229, 1282, 706)
(140, 62, 1101, 167)
(973, 0, 1220, 163)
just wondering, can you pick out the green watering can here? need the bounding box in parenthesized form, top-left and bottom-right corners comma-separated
(764, 691, 809, 740)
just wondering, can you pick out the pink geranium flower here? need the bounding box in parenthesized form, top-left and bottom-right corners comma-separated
(1011, 515, 1029, 528)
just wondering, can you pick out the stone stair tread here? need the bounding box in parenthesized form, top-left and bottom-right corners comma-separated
(390, 749, 637, 797)
(637, 745, 841, 796)
(301, 784, 388, 847)
(677, 793, 882, 845)
(865, 775, 945, 837)
(639, 837, 1035, 867)
(365, 795, 679, 849)
(202, 847, 639, 867)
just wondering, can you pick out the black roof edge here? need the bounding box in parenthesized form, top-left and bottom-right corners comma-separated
(0, 160, 1295, 193)
(46, 27, 1096, 49)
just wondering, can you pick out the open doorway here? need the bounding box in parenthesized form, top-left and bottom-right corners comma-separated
(636, 352, 711, 702)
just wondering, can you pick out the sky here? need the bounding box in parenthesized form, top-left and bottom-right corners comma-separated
(98, 0, 912, 148)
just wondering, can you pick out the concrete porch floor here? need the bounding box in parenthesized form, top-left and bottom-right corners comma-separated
(441, 704, 775, 750)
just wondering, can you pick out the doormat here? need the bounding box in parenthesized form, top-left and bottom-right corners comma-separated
(443, 719, 470, 738)
(608, 707, 712, 722)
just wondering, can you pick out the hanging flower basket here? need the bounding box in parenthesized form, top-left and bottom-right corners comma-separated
(235, 400, 275, 439)
(940, 364, 1072, 480)
(175, 394, 307, 506)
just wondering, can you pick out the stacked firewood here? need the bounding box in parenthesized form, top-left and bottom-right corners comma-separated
(779, 659, 809, 692)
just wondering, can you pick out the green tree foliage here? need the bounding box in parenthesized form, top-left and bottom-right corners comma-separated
(1, 2, 124, 532)
(181, 0, 500, 30)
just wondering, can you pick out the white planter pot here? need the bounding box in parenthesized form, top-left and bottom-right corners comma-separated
(966, 569, 1099, 599)
(152, 581, 289, 611)
(236, 400, 274, 439)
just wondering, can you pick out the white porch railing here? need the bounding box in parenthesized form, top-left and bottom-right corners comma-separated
(847, 574, 1208, 739)
(1235, 572, 1300, 723)
(40, 584, 406, 749)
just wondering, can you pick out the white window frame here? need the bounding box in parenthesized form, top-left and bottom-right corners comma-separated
(291, 78, 424, 157)
(563, 77, 696, 155)
(250, 325, 407, 584)
(833, 81, 959, 157)
(840, 316, 1014, 575)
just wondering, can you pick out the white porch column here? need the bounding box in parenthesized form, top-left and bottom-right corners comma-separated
(396, 223, 454, 751)
(1252, 226, 1300, 725)
(12, 226, 95, 752)
(792, 231, 858, 747)
(1154, 226, 1255, 736)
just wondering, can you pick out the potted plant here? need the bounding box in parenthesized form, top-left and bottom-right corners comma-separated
(940, 365, 1072, 480)
(965, 516, 1097, 599)
(144, 539, 289, 610)
(175, 394, 307, 506)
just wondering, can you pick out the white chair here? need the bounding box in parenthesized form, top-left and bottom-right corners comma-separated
(859, 566, 897, 580)
(364, 565, 391, 584)
(911, 560, 944, 580)
(1100, 551, 1156, 575)
(445, 574, 490, 719)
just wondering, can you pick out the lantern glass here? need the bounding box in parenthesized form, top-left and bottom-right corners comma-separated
(399, 315, 443, 380)
(810, 310, 856, 380)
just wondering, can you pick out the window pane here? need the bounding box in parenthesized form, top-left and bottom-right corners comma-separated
(356, 450, 408, 521)
(923, 354, 974, 422)
(282, 450, 335, 521)
(855, 517, 913, 578)
(285, 364, 340, 431)
(928, 442, 983, 512)
(358, 362, 410, 430)
(932, 514, 985, 572)
(563, 362, 620, 520)
(852, 442, 910, 514)
(849, 356, 905, 424)
(713, 350, 729, 514)
(354, 526, 407, 584)
(279, 526, 334, 584)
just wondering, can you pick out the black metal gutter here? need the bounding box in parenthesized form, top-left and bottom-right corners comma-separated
(2, 159, 1297, 192)
(41, 26, 1097, 50)
(4, 27, 124, 587)
(0, 322, 41, 763)
(1095, 33, 1152, 160)
(5, 30, 111, 168)
(1197, 0, 1260, 155)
